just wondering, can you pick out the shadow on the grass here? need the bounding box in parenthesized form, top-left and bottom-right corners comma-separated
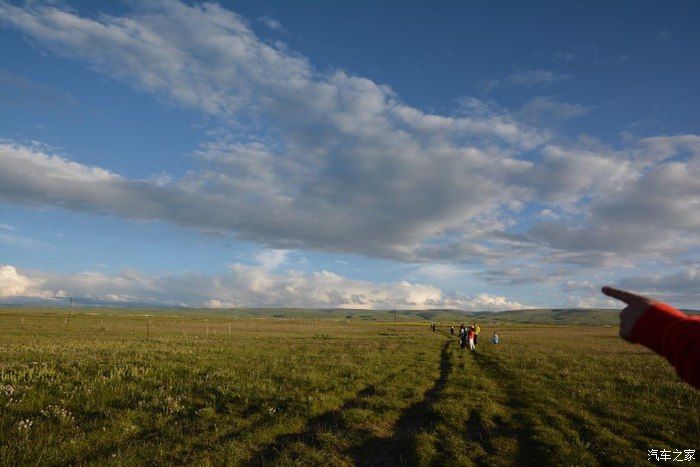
(250, 373, 398, 466)
(250, 341, 453, 466)
(470, 351, 541, 466)
(348, 341, 452, 466)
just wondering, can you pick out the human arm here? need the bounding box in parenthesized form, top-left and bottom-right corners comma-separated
(602, 286, 700, 389)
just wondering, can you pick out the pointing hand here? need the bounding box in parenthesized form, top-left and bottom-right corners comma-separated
(601, 286, 656, 341)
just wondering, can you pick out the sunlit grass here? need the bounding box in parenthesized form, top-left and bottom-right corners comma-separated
(0, 309, 697, 465)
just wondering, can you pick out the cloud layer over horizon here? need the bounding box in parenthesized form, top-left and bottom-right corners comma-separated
(0, 263, 532, 310)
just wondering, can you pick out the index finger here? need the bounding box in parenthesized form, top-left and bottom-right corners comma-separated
(601, 286, 644, 305)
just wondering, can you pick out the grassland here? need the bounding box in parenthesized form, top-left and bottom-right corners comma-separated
(0, 308, 697, 466)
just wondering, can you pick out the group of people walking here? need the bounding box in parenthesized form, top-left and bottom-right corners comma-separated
(444, 322, 499, 350)
(432, 321, 499, 351)
(458, 322, 480, 350)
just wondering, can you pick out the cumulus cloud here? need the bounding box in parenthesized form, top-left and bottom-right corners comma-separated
(0, 265, 54, 298)
(2, 263, 530, 310)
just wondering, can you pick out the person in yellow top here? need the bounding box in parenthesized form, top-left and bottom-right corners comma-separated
(472, 322, 481, 346)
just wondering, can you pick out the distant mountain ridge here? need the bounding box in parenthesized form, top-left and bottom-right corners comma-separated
(2, 303, 697, 326)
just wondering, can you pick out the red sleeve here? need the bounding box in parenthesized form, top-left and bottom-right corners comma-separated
(630, 302, 700, 389)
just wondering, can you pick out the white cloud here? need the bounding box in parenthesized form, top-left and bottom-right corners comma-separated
(0, 265, 53, 298)
(205, 298, 237, 308)
(0, 265, 34, 297)
(254, 249, 289, 269)
(2, 263, 530, 310)
(461, 293, 531, 310)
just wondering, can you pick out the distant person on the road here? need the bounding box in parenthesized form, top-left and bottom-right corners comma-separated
(468, 325, 476, 351)
(472, 322, 481, 346)
(459, 323, 467, 349)
(602, 286, 699, 389)
(450, 325, 455, 335)
(492, 332, 499, 344)
(431, 322, 436, 332)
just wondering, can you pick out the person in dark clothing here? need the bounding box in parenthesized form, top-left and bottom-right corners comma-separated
(459, 323, 467, 349)
(450, 325, 455, 335)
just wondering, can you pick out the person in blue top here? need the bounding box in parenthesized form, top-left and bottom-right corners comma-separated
(492, 332, 499, 344)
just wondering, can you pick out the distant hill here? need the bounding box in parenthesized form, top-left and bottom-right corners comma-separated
(0, 304, 618, 325)
(389, 308, 622, 326)
(3, 304, 696, 326)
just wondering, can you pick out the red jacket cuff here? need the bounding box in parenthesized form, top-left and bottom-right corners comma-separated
(629, 302, 686, 354)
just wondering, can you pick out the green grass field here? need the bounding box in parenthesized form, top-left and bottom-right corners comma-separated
(0, 308, 697, 466)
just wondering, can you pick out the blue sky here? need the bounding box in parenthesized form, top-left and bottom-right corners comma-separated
(0, 0, 698, 309)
